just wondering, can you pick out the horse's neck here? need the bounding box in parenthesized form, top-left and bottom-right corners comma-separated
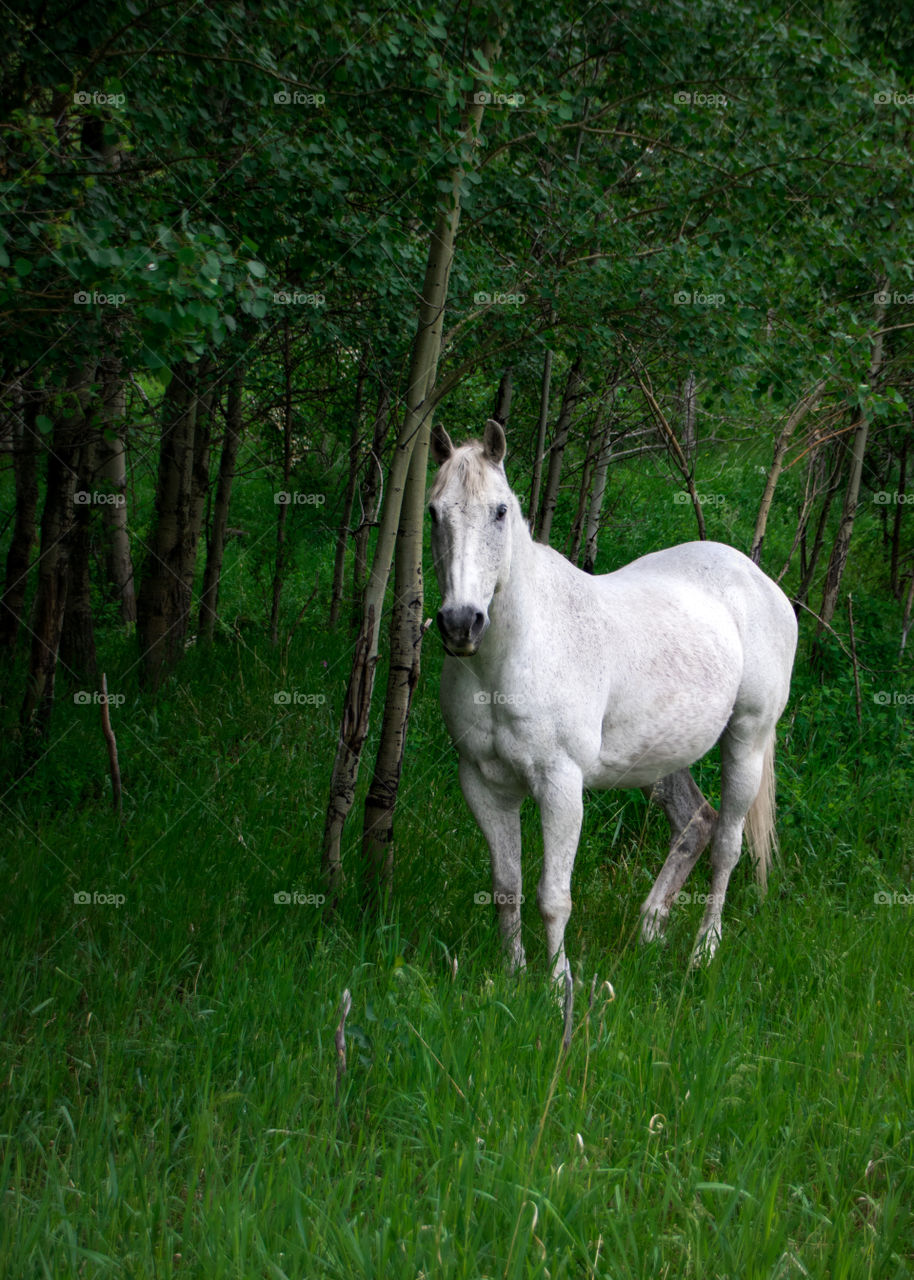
(489, 509, 541, 638)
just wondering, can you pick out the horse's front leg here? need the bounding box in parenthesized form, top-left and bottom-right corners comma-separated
(534, 764, 584, 985)
(459, 758, 526, 972)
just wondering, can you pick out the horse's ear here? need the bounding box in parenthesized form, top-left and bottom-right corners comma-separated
(483, 418, 506, 465)
(431, 423, 454, 464)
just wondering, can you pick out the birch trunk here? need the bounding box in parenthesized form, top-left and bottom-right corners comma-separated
(680, 371, 697, 460)
(330, 357, 367, 627)
(352, 383, 391, 627)
(321, 70, 493, 895)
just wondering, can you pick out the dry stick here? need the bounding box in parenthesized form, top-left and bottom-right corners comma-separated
(847, 594, 862, 728)
(750, 380, 826, 565)
(99, 673, 122, 819)
(793, 600, 877, 674)
(335, 988, 351, 1105)
(628, 359, 706, 540)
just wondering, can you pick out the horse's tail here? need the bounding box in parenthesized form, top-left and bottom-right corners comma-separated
(744, 733, 777, 896)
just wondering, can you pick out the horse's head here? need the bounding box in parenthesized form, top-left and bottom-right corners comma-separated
(428, 418, 517, 657)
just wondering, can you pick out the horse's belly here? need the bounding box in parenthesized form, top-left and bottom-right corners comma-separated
(587, 690, 737, 789)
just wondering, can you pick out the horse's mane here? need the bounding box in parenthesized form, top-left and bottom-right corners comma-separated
(429, 442, 500, 503)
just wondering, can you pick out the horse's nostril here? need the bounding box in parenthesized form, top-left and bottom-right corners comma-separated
(472, 611, 485, 638)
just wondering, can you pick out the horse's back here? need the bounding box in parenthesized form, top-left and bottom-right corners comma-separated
(606, 540, 797, 709)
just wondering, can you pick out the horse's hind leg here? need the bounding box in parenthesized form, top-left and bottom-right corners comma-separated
(459, 758, 526, 971)
(693, 722, 770, 964)
(640, 768, 717, 943)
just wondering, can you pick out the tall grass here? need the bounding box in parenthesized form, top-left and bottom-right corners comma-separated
(1, 435, 912, 1277)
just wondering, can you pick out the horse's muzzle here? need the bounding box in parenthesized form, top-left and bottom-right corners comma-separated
(436, 604, 488, 656)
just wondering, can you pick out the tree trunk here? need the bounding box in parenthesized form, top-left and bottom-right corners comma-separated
(0, 390, 39, 650)
(199, 369, 244, 641)
(493, 367, 513, 422)
(750, 380, 824, 566)
(680, 371, 697, 460)
(330, 356, 367, 627)
(567, 427, 597, 564)
(20, 376, 91, 733)
(60, 431, 100, 684)
(360, 419, 431, 903)
(890, 430, 908, 598)
(321, 68, 494, 896)
(136, 364, 198, 687)
(184, 360, 215, 626)
(582, 410, 614, 574)
(270, 325, 294, 646)
(793, 445, 843, 608)
(818, 309, 886, 632)
(97, 347, 136, 625)
(351, 382, 390, 627)
(528, 349, 552, 534)
(537, 355, 583, 546)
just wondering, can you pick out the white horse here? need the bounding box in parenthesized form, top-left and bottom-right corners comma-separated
(429, 419, 797, 979)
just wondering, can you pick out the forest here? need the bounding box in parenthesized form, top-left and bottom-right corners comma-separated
(1, 2, 913, 1277)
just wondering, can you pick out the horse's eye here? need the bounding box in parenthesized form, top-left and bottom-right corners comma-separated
(495, 504, 507, 521)
(428, 505, 438, 525)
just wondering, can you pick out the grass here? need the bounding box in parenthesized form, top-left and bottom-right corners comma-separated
(2, 435, 913, 1277)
